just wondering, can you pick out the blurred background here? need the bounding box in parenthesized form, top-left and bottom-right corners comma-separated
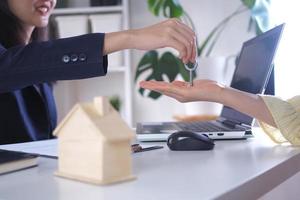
(50, 0, 300, 127)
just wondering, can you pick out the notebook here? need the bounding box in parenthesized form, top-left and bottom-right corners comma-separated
(136, 23, 285, 141)
(0, 149, 38, 175)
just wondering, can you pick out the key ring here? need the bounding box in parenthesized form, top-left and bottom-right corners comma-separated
(184, 37, 198, 72)
(185, 60, 198, 86)
(184, 60, 198, 72)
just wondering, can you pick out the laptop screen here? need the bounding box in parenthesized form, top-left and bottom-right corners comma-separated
(220, 24, 284, 125)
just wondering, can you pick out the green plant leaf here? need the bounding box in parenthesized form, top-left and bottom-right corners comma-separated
(241, 0, 256, 9)
(147, 0, 183, 18)
(157, 52, 180, 81)
(109, 95, 121, 111)
(148, 0, 158, 15)
(250, 0, 272, 33)
(243, 0, 272, 34)
(135, 50, 158, 82)
(163, 0, 183, 18)
(148, 0, 164, 16)
(247, 18, 254, 32)
(149, 90, 162, 99)
(178, 61, 189, 81)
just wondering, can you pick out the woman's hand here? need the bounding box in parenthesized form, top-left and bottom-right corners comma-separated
(104, 19, 196, 64)
(140, 79, 277, 127)
(130, 19, 196, 63)
(139, 80, 224, 103)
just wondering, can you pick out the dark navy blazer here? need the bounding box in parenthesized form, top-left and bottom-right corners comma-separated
(0, 33, 108, 144)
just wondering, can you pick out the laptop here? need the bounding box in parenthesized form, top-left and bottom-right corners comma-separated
(136, 23, 285, 141)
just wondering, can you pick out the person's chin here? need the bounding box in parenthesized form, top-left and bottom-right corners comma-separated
(35, 18, 49, 28)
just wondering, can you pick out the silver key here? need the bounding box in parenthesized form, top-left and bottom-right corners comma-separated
(184, 37, 198, 87)
(189, 69, 193, 86)
(185, 61, 198, 86)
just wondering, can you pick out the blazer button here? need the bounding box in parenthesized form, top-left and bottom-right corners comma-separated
(71, 54, 78, 62)
(79, 53, 87, 61)
(62, 55, 70, 63)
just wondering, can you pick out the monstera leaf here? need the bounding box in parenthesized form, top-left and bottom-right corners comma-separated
(135, 50, 189, 99)
(148, 0, 183, 18)
(242, 0, 272, 34)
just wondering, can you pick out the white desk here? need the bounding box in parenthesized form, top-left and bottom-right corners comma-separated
(1, 128, 300, 200)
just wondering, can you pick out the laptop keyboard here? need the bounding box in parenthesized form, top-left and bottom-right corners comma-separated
(170, 121, 246, 132)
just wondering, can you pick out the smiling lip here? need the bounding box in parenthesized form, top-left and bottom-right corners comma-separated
(35, 1, 53, 16)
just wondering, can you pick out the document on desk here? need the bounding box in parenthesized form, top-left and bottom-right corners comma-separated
(0, 139, 162, 159)
(0, 139, 58, 158)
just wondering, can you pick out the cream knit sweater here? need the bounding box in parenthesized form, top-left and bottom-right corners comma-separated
(258, 95, 300, 145)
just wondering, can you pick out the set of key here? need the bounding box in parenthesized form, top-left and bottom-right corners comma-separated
(185, 61, 198, 86)
(184, 38, 198, 87)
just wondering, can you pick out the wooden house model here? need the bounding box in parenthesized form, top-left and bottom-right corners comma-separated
(53, 97, 135, 185)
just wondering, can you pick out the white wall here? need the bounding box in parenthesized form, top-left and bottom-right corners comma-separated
(129, 0, 254, 125)
(65, 0, 90, 7)
(269, 1, 300, 99)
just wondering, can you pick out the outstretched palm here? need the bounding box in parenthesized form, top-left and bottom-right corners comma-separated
(139, 80, 223, 103)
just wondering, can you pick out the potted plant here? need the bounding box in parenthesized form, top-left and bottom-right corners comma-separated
(135, 0, 272, 99)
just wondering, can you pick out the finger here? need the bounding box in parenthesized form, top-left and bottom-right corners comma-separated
(177, 19, 195, 36)
(161, 82, 186, 95)
(141, 81, 181, 95)
(176, 23, 195, 40)
(140, 80, 195, 102)
(191, 37, 197, 63)
(161, 20, 190, 60)
(175, 21, 196, 63)
(141, 81, 189, 93)
(163, 91, 187, 103)
(144, 80, 169, 87)
(171, 30, 192, 64)
(172, 80, 188, 87)
(139, 81, 157, 89)
(141, 81, 190, 102)
(144, 85, 166, 94)
(142, 86, 184, 102)
(174, 21, 196, 63)
(139, 81, 169, 91)
(172, 23, 195, 62)
(166, 37, 187, 62)
(178, 26, 196, 63)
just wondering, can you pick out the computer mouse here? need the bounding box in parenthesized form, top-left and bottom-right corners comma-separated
(167, 131, 215, 151)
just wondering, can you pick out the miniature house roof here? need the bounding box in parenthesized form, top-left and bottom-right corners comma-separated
(53, 97, 135, 142)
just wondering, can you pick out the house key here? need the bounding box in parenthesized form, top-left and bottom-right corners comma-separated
(185, 60, 198, 87)
(184, 37, 198, 87)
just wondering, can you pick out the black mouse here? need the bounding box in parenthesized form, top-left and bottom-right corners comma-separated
(167, 131, 215, 151)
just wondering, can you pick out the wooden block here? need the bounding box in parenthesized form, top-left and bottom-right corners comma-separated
(94, 96, 110, 116)
(54, 96, 135, 185)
